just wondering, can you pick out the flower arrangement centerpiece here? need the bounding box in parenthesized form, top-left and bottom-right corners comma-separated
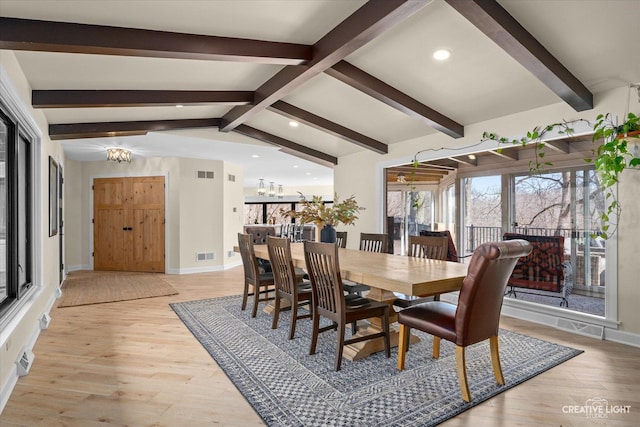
(281, 193, 365, 242)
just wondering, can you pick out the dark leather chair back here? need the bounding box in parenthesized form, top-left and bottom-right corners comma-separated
(455, 239, 532, 346)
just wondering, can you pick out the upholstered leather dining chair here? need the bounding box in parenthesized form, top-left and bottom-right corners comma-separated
(237, 233, 275, 317)
(397, 239, 532, 402)
(267, 236, 313, 339)
(304, 241, 391, 371)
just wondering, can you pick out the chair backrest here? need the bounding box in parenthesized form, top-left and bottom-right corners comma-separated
(238, 233, 260, 283)
(420, 230, 459, 262)
(267, 236, 297, 295)
(336, 231, 348, 248)
(359, 233, 388, 253)
(407, 235, 448, 260)
(303, 241, 344, 316)
(455, 239, 532, 347)
(244, 226, 277, 244)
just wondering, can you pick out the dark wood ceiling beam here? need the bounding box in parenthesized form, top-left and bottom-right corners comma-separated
(232, 125, 337, 167)
(0, 17, 311, 65)
(33, 90, 254, 108)
(49, 118, 221, 140)
(445, 0, 593, 111)
(267, 101, 388, 154)
(219, 0, 429, 132)
(326, 61, 464, 138)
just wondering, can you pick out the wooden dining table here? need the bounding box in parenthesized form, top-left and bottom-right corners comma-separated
(252, 242, 469, 361)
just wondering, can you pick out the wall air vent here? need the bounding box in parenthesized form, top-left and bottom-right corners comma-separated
(40, 313, 51, 330)
(555, 318, 604, 339)
(196, 252, 215, 262)
(228, 174, 236, 182)
(16, 349, 35, 377)
(196, 171, 214, 179)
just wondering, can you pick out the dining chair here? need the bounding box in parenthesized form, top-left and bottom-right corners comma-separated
(397, 239, 532, 402)
(336, 231, 348, 248)
(304, 240, 391, 371)
(237, 233, 276, 317)
(394, 235, 450, 309)
(267, 236, 313, 339)
(407, 234, 448, 260)
(359, 232, 388, 253)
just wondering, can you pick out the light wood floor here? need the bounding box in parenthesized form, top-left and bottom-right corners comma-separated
(2, 267, 640, 426)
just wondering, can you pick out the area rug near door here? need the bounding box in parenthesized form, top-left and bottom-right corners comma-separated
(58, 272, 178, 307)
(170, 295, 583, 427)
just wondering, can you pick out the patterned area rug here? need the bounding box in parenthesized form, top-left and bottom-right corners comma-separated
(171, 296, 582, 426)
(58, 272, 178, 307)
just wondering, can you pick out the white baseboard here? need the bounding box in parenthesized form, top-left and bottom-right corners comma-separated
(0, 286, 58, 414)
(167, 260, 243, 275)
(441, 292, 640, 348)
(66, 264, 91, 272)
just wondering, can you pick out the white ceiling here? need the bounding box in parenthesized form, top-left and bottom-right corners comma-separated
(1, 0, 639, 188)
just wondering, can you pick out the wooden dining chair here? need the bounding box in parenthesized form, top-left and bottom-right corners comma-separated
(336, 231, 348, 249)
(397, 239, 532, 402)
(394, 235, 450, 309)
(304, 241, 391, 371)
(407, 235, 448, 260)
(267, 236, 313, 339)
(359, 233, 388, 253)
(237, 233, 275, 317)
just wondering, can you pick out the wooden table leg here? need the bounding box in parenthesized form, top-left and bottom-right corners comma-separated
(342, 287, 420, 361)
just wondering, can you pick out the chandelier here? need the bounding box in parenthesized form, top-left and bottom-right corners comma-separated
(107, 148, 132, 163)
(257, 179, 266, 196)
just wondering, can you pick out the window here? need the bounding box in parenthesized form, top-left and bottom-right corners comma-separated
(0, 102, 34, 314)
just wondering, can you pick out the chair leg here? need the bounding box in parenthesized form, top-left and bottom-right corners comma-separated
(241, 281, 249, 310)
(288, 298, 297, 340)
(334, 322, 345, 371)
(271, 294, 281, 330)
(490, 335, 505, 385)
(351, 321, 358, 335)
(309, 307, 319, 355)
(382, 309, 390, 358)
(397, 323, 409, 370)
(455, 345, 471, 402)
(251, 284, 260, 318)
(432, 336, 441, 358)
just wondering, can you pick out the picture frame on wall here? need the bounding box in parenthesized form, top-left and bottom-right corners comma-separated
(49, 156, 58, 237)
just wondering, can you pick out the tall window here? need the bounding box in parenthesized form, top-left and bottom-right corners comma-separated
(461, 175, 502, 255)
(0, 103, 34, 313)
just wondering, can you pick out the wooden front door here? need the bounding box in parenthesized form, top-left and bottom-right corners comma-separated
(93, 176, 165, 272)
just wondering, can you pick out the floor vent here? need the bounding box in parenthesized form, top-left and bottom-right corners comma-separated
(40, 313, 51, 330)
(16, 349, 35, 377)
(196, 252, 215, 262)
(228, 250, 236, 258)
(196, 170, 214, 179)
(555, 318, 604, 339)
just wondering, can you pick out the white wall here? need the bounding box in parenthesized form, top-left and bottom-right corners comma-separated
(0, 51, 63, 410)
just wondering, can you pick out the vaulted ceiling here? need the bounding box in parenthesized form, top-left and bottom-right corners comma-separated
(1, 0, 638, 187)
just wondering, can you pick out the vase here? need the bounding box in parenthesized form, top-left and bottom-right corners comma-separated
(320, 225, 337, 243)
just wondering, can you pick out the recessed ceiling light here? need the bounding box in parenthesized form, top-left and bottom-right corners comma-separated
(305, 172, 311, 176)
(433, 49, 451, 61)
(289, 120, 299, 128)
(175, 104, 184, 108)
(293, 165, 299, 168)
(251, 154, 260, 158)
(468, 154, 476, 160)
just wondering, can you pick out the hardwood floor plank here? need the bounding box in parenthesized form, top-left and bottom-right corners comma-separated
(2, 267, 639, 426)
